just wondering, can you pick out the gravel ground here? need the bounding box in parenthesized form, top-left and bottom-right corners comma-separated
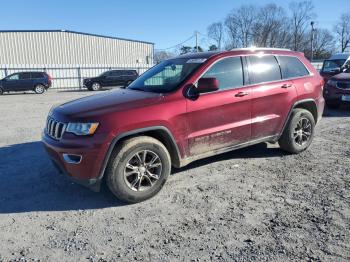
(0, 89, 349, 262)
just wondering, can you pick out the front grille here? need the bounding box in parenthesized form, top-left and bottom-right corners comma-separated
(46, 117, 66, 140)
(337, 82, 350, 89)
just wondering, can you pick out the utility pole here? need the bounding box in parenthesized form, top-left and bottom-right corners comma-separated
(310, 21, 315, 62)
(195, 31, 199, 53)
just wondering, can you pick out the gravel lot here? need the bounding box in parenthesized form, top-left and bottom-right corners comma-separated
(0, 90, 349, 262)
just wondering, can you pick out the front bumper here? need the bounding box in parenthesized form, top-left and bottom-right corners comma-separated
(324, 84, 350, 103)
(42, 132, 112, 191)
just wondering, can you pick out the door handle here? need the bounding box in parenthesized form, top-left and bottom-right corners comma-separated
(235, 91, 249, 97)
(281, 83, 292, 88)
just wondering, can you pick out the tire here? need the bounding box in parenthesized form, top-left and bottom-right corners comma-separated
(278, 108, 315, 154)
(0, 88, 3, 95)
(34, 84, 45, 94)
(325, 100, 340, 109)
(106, 136, 171, 203)
(91, 82, 101, 91)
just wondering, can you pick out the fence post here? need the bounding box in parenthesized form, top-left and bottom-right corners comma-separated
(77, 67, 82, 89)
(4, 68, 8, 77)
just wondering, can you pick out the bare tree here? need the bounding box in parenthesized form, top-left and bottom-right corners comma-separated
(334, 14, 350, 52)
(289, 0, 315, 51)
(225, 5, 256, 48)
(306, 28, 335, 59)
(154, 51, 174, 64)
(252, 4, 290, 48)
(207, 22, 224, 50)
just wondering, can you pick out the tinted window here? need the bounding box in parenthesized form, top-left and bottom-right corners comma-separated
(110, 71, 121, 76)
(125, 71, 135, 76)
(277, 56, 309, 79)
(248, 55, 281, 84)
(202, 57, 243, 90)
(7, 74, 20, 81)
(322, 59, 346, 72)
(31, 72, 44, 78)
(20, 73, 31, 79)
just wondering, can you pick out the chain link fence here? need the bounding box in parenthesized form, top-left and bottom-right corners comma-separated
(0, 65, 151, 90)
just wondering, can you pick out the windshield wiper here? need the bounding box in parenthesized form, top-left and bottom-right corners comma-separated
(128, 87, 145, 91)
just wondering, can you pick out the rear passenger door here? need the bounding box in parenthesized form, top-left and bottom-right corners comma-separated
(247, 55, 297, 140)
(18, 72, 33, 91)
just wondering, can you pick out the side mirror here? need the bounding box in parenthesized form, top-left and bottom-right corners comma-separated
(196, 77, 219, 93)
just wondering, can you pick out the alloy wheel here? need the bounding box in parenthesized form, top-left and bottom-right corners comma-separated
(293, 117, 312, 146)
(124, 150, 162, 192)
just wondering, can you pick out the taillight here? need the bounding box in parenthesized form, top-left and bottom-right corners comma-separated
(48, 74, 52, 81)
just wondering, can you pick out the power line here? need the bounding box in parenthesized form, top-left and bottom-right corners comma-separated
(155, 34, 196, 51)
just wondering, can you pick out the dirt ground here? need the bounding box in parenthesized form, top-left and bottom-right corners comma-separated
(0, 89, 349, 262)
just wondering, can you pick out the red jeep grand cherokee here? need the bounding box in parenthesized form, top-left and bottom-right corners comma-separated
(42, 48, 325, 203)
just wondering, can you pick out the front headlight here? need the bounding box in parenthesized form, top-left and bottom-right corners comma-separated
(66, 122, 99, 136)
(327, 80, 337, 86)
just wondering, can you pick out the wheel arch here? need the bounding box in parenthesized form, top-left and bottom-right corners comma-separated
(99, 126, 182, 180)
(280, 99, 318, 137)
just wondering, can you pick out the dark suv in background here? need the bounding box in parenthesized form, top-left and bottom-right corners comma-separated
(83, 70, 138, 91)
(0, 72, 52, 95)
(323, 67, 350, 108)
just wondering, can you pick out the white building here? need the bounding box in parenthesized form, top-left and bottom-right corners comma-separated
(0, 30, 154, 88)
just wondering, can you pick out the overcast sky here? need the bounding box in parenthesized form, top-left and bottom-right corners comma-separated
(1, 0, 349, 49)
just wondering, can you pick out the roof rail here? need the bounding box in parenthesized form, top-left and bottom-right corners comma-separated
(231, 47, 291, 51)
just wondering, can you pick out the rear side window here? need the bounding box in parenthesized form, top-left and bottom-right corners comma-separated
(202, 57, 243, 90)
(31, 72, 44, 78)
(20, 73, 31, 79)
(277, 56, 309, 79)
(248, 55, 281, 84)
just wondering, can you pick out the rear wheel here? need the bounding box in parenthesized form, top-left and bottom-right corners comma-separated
(34, 84, 45, 94)
(106, 136, 171, 203)
(279, 108, 315, 154)
(91, 82, 101, 91)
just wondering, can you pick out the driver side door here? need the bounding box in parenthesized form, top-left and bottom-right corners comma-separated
(2, 73, 21, 91)
(186, 56, 252, 156)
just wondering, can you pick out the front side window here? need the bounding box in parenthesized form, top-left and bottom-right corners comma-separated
(7, 74, 20, 81)
(128, 58, 203, 93)
(110, 71, 121, 77)
(248, 55, 281, 84)
(201, 57, 243, 90)
(277, 56, 310, 79)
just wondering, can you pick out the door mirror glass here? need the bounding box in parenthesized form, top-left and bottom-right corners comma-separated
(197, 77, 219, 93)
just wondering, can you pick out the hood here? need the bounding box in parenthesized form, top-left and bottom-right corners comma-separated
(54, 89, 163, 119)
(331, 72, 350, 81)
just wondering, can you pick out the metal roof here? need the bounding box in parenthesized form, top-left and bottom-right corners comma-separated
(0, 30, 154, 45)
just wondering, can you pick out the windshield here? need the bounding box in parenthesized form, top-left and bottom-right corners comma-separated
(322, 59, 346, 72)
(128, 58, 205, 92)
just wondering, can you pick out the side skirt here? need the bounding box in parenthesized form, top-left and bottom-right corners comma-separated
(179, 135, 279, 167)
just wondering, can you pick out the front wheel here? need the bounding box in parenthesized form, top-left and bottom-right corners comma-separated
(34, 84, 45, 94)
(106, 136, 171, 203)
(278, 108, 315, 154)
(91, 82, 101, 91)
(0, 88, 3, 95)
